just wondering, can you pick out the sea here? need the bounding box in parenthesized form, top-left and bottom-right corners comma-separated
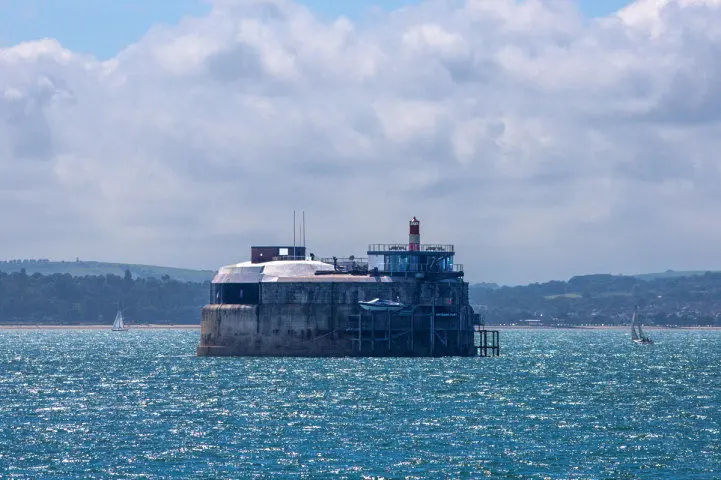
(0, 329, 719, 479)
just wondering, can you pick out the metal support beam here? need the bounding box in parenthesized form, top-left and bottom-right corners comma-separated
(431, 286, 436, 355)
(410, 310, 414, 353)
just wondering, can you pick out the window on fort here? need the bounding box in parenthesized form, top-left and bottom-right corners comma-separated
(388, 254, 409, 272)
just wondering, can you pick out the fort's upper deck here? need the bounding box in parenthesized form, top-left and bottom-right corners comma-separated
(214, 216, 463, 284)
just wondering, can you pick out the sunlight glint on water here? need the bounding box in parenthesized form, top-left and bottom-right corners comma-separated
(0, 329, 719, 479)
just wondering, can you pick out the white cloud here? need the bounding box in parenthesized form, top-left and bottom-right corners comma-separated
(618, 0, 721, 35)
(2, 0, 721, 284)
(403, 24, 465, 56)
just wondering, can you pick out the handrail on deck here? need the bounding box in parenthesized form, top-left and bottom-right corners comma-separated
(272, 256, 308, 261)
(371, 262, 464, 274)
(367, 244, 455, 253)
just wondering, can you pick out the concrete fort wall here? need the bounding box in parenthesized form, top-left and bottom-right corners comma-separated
(197, 279, 474, 357)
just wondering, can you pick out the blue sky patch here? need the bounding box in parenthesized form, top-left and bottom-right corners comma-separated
(0, 0, 633, 59)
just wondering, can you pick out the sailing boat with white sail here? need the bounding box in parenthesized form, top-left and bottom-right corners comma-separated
(112, 308, 128, 332)
(631, 305, 652, 344)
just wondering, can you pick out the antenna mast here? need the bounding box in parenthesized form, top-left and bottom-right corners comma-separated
(293, 210, 296, 257)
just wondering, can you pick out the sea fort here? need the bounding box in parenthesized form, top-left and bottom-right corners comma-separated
(198, 218, 499, 357)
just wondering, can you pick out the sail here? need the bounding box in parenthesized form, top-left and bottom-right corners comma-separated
(630, 308, 640, 341)
(112, 310, 125, 330)
(630, 306, 652, 343)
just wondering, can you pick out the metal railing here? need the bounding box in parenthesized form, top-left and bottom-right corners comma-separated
(318, 257, 369, 274)
(367, 244, 408, 252)
(271, 256, 308, 261)
(371, 262, 464, 274)
(264, 255, 463, 275)
(319, 257, 368, 265)
(367, 244, 455, 253)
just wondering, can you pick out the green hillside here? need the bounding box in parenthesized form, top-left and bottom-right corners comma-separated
(470, 272, 721, 326)
(0, 270, 207, 325)
(633, 270, 718, 281)
(0, 260, 215, 283)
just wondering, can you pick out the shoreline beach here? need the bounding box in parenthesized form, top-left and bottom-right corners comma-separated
(490, 325, 721, 331)
(1, 324, 719, 331)
(0, 324, 200, 330)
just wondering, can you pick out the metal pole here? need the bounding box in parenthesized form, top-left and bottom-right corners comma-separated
(457, 286, 461, 350)
(293, 210, 296, 257)
(410, 310, 414, 354)
(431, 288, 435, 356)
(387, 309, 391, 352)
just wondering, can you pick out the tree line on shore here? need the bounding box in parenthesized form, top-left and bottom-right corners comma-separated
(0, 269, 208, 325)
(2, 268, 721, 326)
(470, 272, 721, 326)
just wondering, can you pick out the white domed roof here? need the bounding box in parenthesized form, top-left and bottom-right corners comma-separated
(213, 260, 336, 283)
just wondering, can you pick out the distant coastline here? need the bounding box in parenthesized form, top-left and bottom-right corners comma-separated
(3, 260, 721, 329)
(490, 325, 721, 331)
(0, 324, 200, 330)
(0, 259, 214, 283)
(2, 324, 719, 331)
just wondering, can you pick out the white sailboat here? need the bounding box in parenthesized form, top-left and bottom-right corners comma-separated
(631, 306, 652, 344)
(112, 309, 128, 332)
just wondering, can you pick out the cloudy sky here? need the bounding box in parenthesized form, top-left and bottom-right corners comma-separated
(1, 0, 721, 285)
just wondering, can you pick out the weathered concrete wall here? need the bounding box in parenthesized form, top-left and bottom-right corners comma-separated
(197, 303, 345, 356)
(197, 278, 475, 357)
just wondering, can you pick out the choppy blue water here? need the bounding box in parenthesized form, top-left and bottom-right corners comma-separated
(0, 329, 719, 479)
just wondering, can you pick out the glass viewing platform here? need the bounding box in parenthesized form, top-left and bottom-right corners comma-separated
(366, 244, 461, 276)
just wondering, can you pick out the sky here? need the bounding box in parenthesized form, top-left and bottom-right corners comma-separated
(0, 0, 633, 59)
(2, 0, 721, 285)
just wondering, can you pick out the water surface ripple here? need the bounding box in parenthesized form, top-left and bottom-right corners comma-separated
(0, 329, 719, 479)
